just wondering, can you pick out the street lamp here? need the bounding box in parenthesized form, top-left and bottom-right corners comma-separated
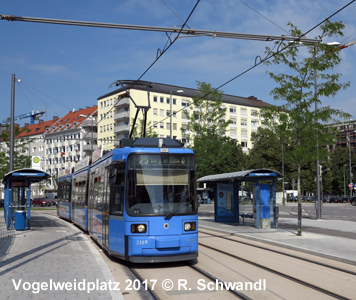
(170, 90, 184, 139)
(79, 114, 95, 158)
(10, 74, 21, 172)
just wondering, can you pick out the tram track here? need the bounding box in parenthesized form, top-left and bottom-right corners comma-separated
(199, 228, 356, 275)
(198, 229, 356, 300)
(127, 262, 245, 299)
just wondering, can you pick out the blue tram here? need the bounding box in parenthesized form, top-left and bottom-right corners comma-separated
(58, 138, 198, 263)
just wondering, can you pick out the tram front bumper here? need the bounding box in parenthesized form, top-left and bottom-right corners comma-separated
(128, 233, 198, 257)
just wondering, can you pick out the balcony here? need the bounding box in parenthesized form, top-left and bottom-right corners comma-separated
(81, 118, 97, 127)
(114, 111, 130, 121)
(82, 144, 96, 151)
(114, 97, 130, 107)
(83, 132, 97, 140)
(114, 124, 130, 134)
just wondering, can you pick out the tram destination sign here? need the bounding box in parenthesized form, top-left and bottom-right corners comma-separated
(137, 155, 188, 166)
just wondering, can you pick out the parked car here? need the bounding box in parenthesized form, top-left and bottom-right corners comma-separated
(302, 196, 316, 202)
(341, 196, 350, 203)
(328, 196, 342, 203)
(350, 197, 356, 206)
(32, 198, 51, 207)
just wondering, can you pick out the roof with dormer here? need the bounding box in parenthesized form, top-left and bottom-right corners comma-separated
(45, 106, 97, 135)
(15, 119, 57, 138)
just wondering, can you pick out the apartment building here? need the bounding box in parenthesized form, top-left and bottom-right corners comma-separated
(327, 119, 356, 152)
(97, 81, 270, 152)
(44, 106, 97, 177)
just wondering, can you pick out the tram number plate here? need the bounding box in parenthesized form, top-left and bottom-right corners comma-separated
(137, 240, 148, 245)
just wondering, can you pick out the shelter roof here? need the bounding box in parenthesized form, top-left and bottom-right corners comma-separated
(197, 169, 282, 183)
(2, 168, 51, 184)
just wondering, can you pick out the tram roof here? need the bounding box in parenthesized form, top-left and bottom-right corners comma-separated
(2, 168, 51, 183)
(197, 169, 282, 183)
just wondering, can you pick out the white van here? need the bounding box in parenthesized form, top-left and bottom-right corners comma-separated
(44, 193, 58, 205)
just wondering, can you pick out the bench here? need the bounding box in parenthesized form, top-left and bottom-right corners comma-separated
(239, 213, 254, 225)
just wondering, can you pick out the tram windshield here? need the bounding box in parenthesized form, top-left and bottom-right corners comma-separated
(127, 154, 197, 216)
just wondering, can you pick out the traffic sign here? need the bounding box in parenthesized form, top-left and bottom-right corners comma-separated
(349, 183, 353, 188)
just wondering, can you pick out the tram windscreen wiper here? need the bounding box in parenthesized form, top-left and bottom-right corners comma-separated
(165, 195, 187, 220)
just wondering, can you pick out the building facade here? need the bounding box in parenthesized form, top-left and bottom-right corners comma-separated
(327, 119, 356, 152)
(44, 106, 97, 178)
(97, 81, 270, 152)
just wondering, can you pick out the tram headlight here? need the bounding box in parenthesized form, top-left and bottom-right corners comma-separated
(184, 222, 196, 231)
(131, 224, 147, 233)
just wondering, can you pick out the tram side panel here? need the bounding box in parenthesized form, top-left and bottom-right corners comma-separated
(88, 154, 111, 248)
(71, 166, 89, 231)
(57, 175, 72, 221)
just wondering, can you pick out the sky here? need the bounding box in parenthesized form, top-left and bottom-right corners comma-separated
(1, 0, 356, 127)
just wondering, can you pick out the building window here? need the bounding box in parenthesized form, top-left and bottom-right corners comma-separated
(153, 96, 158, 103)
(160, 109, 164, 116)
(173, 98, 176, 105)
(166, 110, 170, 117)
(166, 98, 170, 104)
(241, 119, 248, 127)
(153, 108, 158, 116)
(166, 123, 171, 130)
(241, 141, 248, 147)
(182, 111, 189, 119)
(160, 122, 164, 129)
(160, 97, 164, 103)
(230, 107, 236, 113)
(182, 100, 189, 107)
(153, 121, 158, 128)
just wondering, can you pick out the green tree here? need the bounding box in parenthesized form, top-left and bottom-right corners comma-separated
(329, 147, 356, 195)
(247, 127, 283, 171)
(182, 81, 245, 179)
(0, 122, 32, 178)
(130, 118, 158, 138)
(262, 20, 350, 205)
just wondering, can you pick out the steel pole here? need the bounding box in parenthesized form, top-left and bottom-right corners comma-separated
(10, 74, 15, 172)
(315, 45, 321, 220)
(170, 91, 173, 139)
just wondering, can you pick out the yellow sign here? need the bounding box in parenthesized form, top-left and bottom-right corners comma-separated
(32, 156, 41, 169)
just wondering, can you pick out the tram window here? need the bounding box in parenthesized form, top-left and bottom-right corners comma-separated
(110, 172, 124, 215)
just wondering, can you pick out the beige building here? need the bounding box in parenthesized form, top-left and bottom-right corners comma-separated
(97, 81, 270, 152)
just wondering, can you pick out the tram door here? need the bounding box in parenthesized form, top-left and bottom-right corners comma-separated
(102, 168, 110, 249)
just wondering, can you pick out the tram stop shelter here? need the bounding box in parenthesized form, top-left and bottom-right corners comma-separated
(2, 168, 51, 230)
(197, 169, 282, 229)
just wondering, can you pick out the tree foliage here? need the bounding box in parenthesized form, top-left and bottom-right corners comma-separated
(130, 118, 158, 138)
(0, 123, 32, 179)
(182, 81, 245, 179)
(261, 20, 350, 202)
